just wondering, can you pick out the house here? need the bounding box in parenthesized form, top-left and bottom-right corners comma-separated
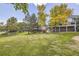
(52, 15, 79, 32)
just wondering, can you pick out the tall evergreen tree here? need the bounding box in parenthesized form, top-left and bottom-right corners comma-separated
(23, 13, 37, 33)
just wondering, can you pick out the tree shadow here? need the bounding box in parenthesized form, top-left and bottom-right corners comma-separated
(0, 32, 18, 38)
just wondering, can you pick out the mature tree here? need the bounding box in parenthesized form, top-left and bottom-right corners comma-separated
(12, 3, 28, 14)
(37, 5, 47, 32)
(23, 13, 37, 33)
(30, 13, 37, 31)
(23, 13, 31, 34)
(0, 22, 5, 32)
(6, 17, 18, 32)
(12, 3, 30, 33)
(49, 4, 72, 29)
(17, 22, 27, 32)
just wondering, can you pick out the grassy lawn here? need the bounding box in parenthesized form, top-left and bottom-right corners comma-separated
(0, 32, 79, 56)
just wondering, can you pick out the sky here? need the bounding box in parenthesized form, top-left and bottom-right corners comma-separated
(0, 3, 79, 24)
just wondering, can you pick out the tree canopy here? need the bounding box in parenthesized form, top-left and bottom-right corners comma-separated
(49, 4, 72, 27)
(37, 5, 47, 27)
(12, 3, 28, 14)
(6, 17, 18, 32)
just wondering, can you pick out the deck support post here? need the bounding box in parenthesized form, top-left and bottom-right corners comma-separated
(59, 25, 60, 32)
(74, 21, 76, 32)
(66, 25, 67, 32)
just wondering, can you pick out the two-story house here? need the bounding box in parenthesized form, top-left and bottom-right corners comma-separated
(52, 15, 79, 32)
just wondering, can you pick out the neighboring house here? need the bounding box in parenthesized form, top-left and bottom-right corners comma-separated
(52, 15, 79, 32)
(0, 22, 4, 26)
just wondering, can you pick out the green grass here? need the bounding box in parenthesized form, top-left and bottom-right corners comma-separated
(0, 32, 79, 56)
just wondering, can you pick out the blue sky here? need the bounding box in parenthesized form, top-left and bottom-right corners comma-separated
(0, 3, 79, 23)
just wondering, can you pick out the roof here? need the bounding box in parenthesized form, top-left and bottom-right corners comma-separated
(70, 15, 79, 18)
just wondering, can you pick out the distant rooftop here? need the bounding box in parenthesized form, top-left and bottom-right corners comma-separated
(70, 15, 79, 18)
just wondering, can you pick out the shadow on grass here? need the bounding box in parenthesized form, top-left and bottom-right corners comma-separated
(24, 31, 41, 35)
(0, 32, 18, 38)
(0, 31, 39, 38)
